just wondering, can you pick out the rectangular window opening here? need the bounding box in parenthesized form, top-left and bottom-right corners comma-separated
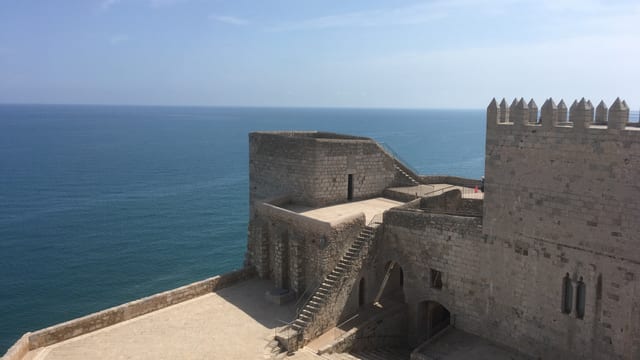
(430, 268, 443, 290)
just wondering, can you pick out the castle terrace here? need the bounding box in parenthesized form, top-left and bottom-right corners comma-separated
(21, 279, 297, 360)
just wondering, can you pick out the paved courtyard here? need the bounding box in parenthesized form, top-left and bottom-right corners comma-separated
(414, 328, 530, 360)
(23, 279, 297, 360)
(285, 197, 403, 223)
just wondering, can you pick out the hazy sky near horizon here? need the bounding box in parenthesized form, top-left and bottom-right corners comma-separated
(1, 0, 639, 108)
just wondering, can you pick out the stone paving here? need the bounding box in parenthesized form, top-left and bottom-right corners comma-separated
(285, 197, 403, 224)
(387, 184, 484, 200)
(414, 328, 530, 360)
(23, 278, 297, 360)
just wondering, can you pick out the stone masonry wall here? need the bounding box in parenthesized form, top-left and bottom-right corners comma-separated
(482, 98, 640, 359)
(249, 132, 399, 208)
(247, 131, 406, 287)
(379, 208, 486, 347)
(247, 201, 365, 293)
(380, 207, 640, 359)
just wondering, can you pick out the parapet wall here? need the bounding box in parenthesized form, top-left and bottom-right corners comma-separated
(2, 268, 255, 359)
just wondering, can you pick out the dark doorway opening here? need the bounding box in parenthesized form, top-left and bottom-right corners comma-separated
(416, 301, 451, 343)
(280, 231, 289, 289)
(359, 277, 365, 307)
(347, 174, 354, 201)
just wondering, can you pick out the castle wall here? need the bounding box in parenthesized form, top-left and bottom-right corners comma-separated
(379, 208, 486, 347)
(247, 201, 365, 293)
(249, 132, 398, 208)
(379, 206, 640, 359)
(481, 98, 640, 359)
(247, 131, 402, 289)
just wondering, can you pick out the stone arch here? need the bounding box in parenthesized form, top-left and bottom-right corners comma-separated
(376, 260, 406, 303)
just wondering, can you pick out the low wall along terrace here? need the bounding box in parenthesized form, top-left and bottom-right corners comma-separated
(2, 267, 255, 360)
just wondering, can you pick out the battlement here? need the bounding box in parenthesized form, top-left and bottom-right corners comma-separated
(487, 97, 640, 132)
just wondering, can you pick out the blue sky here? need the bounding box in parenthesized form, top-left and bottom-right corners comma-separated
(0, 0, 639, 108)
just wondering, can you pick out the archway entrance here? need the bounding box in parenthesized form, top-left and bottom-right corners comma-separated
(374, 261, 405, 304)
(415, 301, 450, 344)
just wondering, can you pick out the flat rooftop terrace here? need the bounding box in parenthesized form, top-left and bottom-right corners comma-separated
(283, 197, 403, 223)
(23, 279, 298, 360)
(387, 184, 484, 200)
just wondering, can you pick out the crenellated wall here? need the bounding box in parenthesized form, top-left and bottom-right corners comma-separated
(485, 96, 640, 261)
(483, 97, 640, 359)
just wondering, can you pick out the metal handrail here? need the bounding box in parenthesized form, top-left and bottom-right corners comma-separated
(421, 185, 481, 198)
(368, 213, 383, 227)
(378, 142, 420, 176)
(422, 185, 457, 197)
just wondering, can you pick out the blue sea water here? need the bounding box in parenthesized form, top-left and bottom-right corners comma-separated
(0, 105, 485, 352)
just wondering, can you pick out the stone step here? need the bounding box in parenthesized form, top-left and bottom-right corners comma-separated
(309, 296, 324, 304)
(293, 319, 307, 327)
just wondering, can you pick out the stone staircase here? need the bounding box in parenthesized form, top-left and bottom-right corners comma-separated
(394, 164, 420, 186)
(277, 221, 381, 352)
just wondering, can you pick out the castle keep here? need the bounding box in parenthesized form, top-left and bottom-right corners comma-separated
(246, 98, 640, 359)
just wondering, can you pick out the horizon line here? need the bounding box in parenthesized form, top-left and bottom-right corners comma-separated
(0, 102, 484, 111)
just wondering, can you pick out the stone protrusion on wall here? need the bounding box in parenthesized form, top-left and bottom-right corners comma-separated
(608, 97, 629, 130)
(512, 98, 529, 127)
(528, 99, 538, 124)
(540, 98, 557, 129)
(570, 98, 594, 130)
(487, 98, 499, 128)
(595, 100, 608, 124)
(557, 99, 568, 123)
(499, 98, 510, 123)
(568, 99, 578, 123)
(509, 98, 518, 122)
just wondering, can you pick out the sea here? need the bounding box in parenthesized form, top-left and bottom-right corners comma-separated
(0, 105, 485, 352)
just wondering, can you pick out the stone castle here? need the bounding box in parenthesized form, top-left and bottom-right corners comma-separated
(245, 97, 640, 359)
(4, 97, 639, 360)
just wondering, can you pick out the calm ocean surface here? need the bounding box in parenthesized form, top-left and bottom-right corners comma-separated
(0, 105, 485, 352)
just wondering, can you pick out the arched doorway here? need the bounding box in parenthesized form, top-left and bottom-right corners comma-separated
(415, 300, 450, 344)
(375, 261, 406, 304)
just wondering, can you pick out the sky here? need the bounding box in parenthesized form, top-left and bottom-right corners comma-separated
(0, 0, 639, 108)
